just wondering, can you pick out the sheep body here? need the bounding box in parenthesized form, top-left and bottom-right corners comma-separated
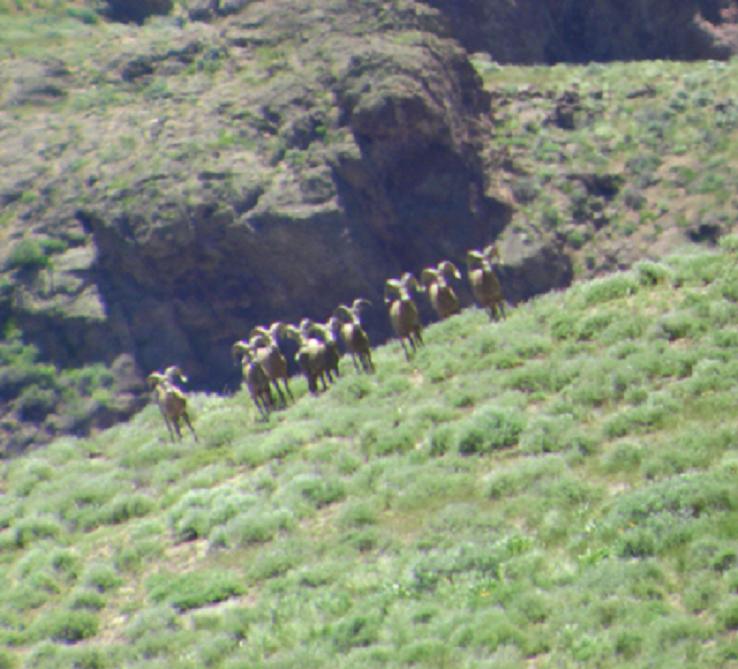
(147, 368, 198, 442)
(466, 244, 506, 321)
(249, 322, 294, 406)
(333, 298, 374, 373)
(232, 341, 274, 419)
(384, 273, 424, 360)
(421, 260, 462, 320)
(283, 324, 330, 394)
(302, 318, 340, 382)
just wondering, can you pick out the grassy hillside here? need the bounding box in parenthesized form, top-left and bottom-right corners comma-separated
(2, 237, 738, 668)
(473, 57, 738, 274)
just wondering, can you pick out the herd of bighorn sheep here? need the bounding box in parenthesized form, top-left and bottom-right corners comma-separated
(148, 244, 506, 440)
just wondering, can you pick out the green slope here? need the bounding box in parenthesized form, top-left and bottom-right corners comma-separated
(3, 237, 738, 668)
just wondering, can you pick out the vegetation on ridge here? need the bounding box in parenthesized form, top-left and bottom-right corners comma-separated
(2, 237, 738, 667)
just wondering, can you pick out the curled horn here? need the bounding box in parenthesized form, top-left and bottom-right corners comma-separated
(334, 304, 354, 322)
(164, 365, 188, 385)
(483, 243, 501, 262)
(438, 260, 461, 281)
(402, 272, 423, 293)
(384, 278, 403, 303)
(466, 249, 485, 267)
(147, 371, 166, 388)
(249, 325, 270, 340)
(268, 321, 286, 339)
(420, 267, 439, 288)
(232, 340, 252, 363)
(282, 324, 303, 343)
(351, 297, 372, 311)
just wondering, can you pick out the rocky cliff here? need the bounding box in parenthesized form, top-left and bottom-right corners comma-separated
(1, 0, 736, 450)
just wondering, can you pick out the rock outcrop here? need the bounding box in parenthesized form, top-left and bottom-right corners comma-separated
(421, 0, 738, 63)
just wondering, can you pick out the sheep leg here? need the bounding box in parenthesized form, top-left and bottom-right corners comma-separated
(272, 380, 287, 407)
(351, 353, 361, 372)
(282, 378, 295, 402)
(400, 338, 412, 360)
(162, 414, 177, 442)
(252, 393, 269, 420)
(182, 411, 198, 442)
(172, 417, 183, 441)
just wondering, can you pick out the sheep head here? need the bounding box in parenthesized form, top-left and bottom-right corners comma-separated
(334, 304, 356, 323)
(384, 278, 403, 304)
(401, 272, 423, 295)
(269, 321, 287, 341)
(298, 317, 316, 338)
(249, 325, 271, 341)
(327, 315, 344, 335)
(147, 371, 167, 389)
(466, 248, 484, 263)
(420, 267, 440, 288)
(438, 260, 461, 282)
(248, 333, 271, 350)
(163, 365, 188, 385)
(282, 324, 306, 346)
(232, 340, 253, 364)
(351, 297, 372, 313)
(483, 243, 501, 264)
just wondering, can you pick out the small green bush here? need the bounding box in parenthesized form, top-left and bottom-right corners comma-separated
(83, 562, 123, 593)
(16, 384, 59, 421)
(39, 609, 99, 643)
(13, 515, 63, 547)
(67, 588, 106, 611)
(5, 238, 50, 271)
(147, 569, 245, 612)
(456, 406, 525, 455)
(575, 274, 639, 307)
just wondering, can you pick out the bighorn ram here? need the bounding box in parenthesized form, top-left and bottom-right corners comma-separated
(384, 272, 425, 360)
(332, 298, 374, 373)
(466, 244, 506, 320)
(301, 317, 341, 382)
(147, 367, 198, 442)
(232, 340, 273, 419)
(420, 260, 462, 320)
(283, 323, 331, 394)
(249, 322, 294, 407)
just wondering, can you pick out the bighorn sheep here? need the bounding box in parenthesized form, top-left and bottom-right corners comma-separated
(283, 323, 331, 394)
(301, 317, 341, 382)
(420, 260, 462, 321)
(147, 367, 198, 442)
(384, 272, 425, 360)
(232, 340, 273, 419)
(248, 322, 294, 407)
(466, 243, 506, 321)
(333, 298, 374, 373)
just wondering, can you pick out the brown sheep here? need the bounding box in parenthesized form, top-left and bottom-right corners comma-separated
(466, 243, 506, 321)
(249, 321, 294, 407)
(283, 324, 330, 394)
(232, 340, 273, 420)
(420, 260, 462, 320)
(384, 272, 424, 360)
(301, 317, 340, 382)
(332, 298, 374, 373)
(147, 369, 198, 442)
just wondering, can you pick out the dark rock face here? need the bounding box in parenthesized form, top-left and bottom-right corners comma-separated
(104, 0, 175, 24)
(421, 0, 738, 62)
(61, 36, 511, 390)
